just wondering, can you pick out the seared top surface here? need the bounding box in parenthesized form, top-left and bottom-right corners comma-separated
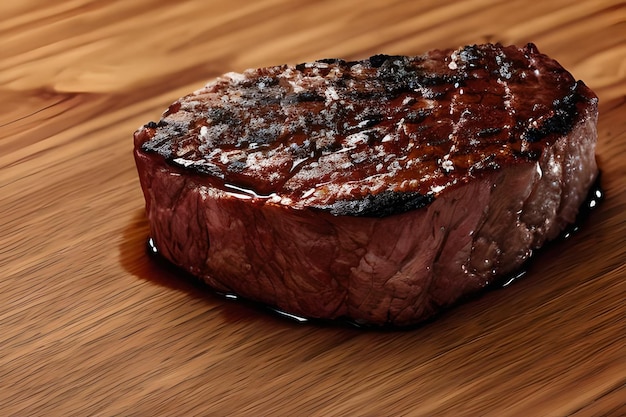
(135, 43, 596, 215)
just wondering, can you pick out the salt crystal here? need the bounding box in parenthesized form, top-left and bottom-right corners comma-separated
(441, 159, 454, 172)
(325, 86, 340, 103)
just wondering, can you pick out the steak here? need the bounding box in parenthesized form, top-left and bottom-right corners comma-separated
(133, 43, 598, 326)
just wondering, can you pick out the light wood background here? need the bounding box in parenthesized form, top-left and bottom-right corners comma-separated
(1, 1, 624, 415)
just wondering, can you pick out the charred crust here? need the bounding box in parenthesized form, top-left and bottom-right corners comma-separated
(323, 191, 436, 217)
(192, 163, 224, 177)
(316, 58, 346, 65)
(405, 108, 432, 124)
(369, 54, 403, 68)
(227, 160, 247, 173)
(376, 56, 425, 94)
(458, 44, 484, 66)
(419, 73, 465, 87)
(141, 134, 171, 157)
(524, 42, 540, 55)
(290, 91, 325, 103)
(524, 83, 581, 142)
(140, 119, 190, 158)
(478, 127, 502, 137)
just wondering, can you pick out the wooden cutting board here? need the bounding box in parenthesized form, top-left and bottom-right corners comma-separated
(1, 1, 624, 415)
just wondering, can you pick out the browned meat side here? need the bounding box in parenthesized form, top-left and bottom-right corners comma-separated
(134, 43, 598, 326)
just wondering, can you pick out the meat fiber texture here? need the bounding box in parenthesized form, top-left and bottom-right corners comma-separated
(134, 43, 598, 326)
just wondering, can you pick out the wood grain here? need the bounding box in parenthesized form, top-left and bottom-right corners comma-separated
(1, 1, 624, 415)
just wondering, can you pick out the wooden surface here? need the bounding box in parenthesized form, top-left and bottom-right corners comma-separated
(1, 1, 624, 415)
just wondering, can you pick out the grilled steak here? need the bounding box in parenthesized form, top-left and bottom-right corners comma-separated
(134, 43, 598, 326)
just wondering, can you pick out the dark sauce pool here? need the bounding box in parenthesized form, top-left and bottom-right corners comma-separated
(145, 175, 604, 330)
